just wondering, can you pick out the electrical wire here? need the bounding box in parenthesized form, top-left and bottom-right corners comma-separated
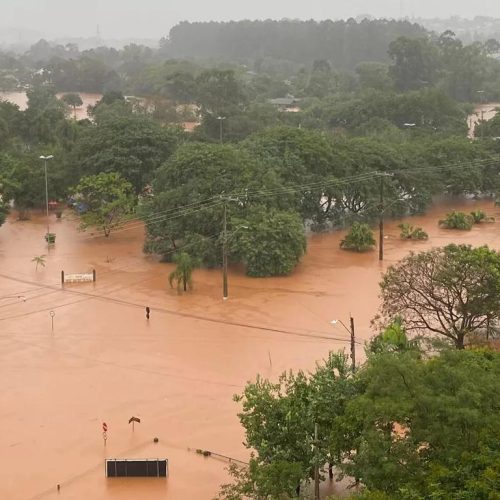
(67, 156, 500, 242)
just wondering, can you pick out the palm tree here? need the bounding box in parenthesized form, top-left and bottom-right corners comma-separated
(168, 252, 200, 292)
(32, 255, 46, 270)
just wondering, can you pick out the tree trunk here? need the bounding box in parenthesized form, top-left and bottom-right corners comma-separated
(455, 334, 465, 349)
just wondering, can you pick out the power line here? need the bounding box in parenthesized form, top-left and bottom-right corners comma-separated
(0, 271, 357, 344)
(69, 156, 500, 242)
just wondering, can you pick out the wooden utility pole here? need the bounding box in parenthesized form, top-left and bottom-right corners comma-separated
(379, 175, 384, 261)
(350, 316, 356, 372)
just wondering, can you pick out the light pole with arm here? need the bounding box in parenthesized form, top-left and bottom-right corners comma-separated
(39, 155, 54, 239)
(331, 316, 356, 372)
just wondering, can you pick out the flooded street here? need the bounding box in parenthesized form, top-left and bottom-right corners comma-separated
(0, 91, 102, 119)
(1, 197, 500, 499)
(468, 102, 500, 137)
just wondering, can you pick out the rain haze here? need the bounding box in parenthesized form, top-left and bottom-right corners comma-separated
(1, 0, 500, 40)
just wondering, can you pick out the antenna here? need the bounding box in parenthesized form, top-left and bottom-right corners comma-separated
(96, 24, 101, 43)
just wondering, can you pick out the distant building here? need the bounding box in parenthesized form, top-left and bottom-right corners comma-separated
(268, 95, 301, 112)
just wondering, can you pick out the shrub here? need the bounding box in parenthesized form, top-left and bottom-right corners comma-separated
(470, 209, 494, 224)
(439, 211, 473, 230)
(398, 223, 428, 240)
(340, 222, 376, 252)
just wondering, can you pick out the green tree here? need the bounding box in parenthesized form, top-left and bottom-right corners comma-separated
(226, 352, 358, 498)
(168, 252, 200, 292)
(355, 62, 392, 91)
(23, 84, 68, 144)
(475, 110, 500, 138)
(71, 172, 135, 237)
(141, 143, 266, 265)
(388, 37, 439, 91)
(196, 69, 246, 116)
(61, 92, 83, 119)
(231, 208, 307, 277)
(0, 199, 7, 227)
(218, 459, 304, 500)
(345, 349, 500, 498)
(0, 152, 65, 219)
(71, 109, 180, 193)
(340, 222, 376, 252)
(379, 244, 500, 348)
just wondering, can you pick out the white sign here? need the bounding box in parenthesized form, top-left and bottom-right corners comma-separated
(64, 273, 94, 283)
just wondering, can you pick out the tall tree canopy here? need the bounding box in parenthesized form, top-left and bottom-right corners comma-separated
(379, 244, 500, 348)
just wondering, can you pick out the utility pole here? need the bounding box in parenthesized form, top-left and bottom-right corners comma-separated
(221, 196, 248, 300)
(314, 423, 320, 500)
(350, 315, 356, 372)
(379, 175, 384, 261)
(222, 200, 228, 300)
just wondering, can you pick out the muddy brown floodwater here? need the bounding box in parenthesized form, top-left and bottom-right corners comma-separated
(1, 197, 500, 500)
(0, 91, 102, 120)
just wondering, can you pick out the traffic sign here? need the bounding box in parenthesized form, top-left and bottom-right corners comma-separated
(102, 422, 108, 432)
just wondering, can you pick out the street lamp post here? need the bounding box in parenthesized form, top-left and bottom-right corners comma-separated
(39, 155, 54, 243)
(331, 316, 356, 372)
(217, 116, 226, 143)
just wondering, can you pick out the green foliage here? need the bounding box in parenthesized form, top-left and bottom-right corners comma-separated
(71, 108, 180, 193)
(341, 222, 376, 252)
(168, 252, 200, 292)
(345, 349, 500, 498)
(0, 198, 8, 227)
(231, 208, 307, 277)
(61, 93, 83, 118)
(398, 223, 428, 240)
(141, 142, 260, 263)
(225, 352, 357, 497)
(388, 36, 439, 91)
(71, 172, 135, 237)
(226, 345, 500, 500)
(0, 152, 68, 213)
(23, 84, 68, 144)
(218, 459, 304, 500)
(368, 317, 417, 355)
(379, 244, 500, 348)
(470, 209, 495, 224)
(439, 210, 474, 230)
(475, 109, 500, 138)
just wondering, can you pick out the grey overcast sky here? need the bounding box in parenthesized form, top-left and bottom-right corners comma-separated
(1, 0, 500, 40)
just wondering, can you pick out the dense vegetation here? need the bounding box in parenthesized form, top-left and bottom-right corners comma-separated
(1, 19, 500, 275)
(219, 342, 500, 499)
(218, 244, 500, 496)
